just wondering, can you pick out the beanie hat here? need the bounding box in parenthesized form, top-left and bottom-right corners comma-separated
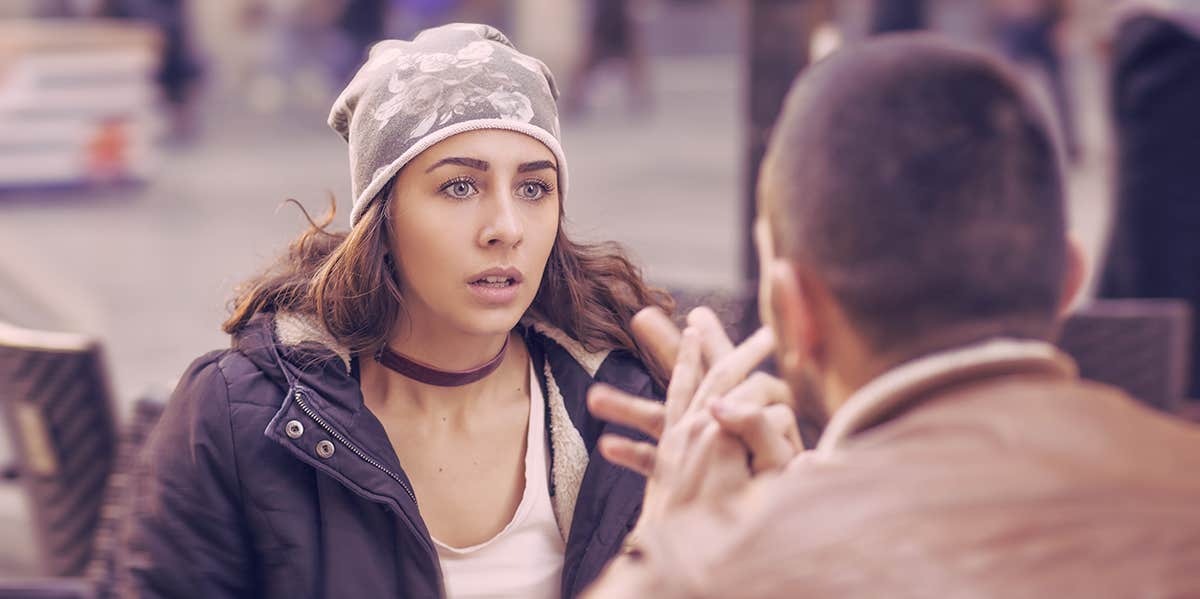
(329, 23, 567, 226)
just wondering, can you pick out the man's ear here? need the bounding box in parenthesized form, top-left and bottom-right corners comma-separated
(767, 259, 819, 374)
(1058, 235, 1088, 315)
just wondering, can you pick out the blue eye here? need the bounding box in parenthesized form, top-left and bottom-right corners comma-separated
(440, 177, 478, 199)
(517, 180, 552, 201)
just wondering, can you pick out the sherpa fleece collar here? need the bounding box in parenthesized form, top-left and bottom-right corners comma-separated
(272, 311, 606, 540)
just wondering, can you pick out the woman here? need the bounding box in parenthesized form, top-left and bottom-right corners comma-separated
(118, 24, 669, 598)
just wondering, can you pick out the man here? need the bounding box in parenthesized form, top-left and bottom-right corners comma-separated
(586, 34, 1200, 597)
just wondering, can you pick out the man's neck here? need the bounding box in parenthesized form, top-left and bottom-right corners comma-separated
(816, 336, 1073, 454)
(823, 320, 1055, 414)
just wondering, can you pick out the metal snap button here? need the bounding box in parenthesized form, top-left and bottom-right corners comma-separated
(285, 420, 304, 439)
(316, 440, 335, 459)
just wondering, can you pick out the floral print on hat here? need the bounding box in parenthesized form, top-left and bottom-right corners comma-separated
(371, 41, 538, 137)
(329, 23, 566, 226)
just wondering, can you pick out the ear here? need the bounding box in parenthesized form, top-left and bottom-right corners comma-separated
(767, 259, 820, 375)
(1057, 235, 1088, 316)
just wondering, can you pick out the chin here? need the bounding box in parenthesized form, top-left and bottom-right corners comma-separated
(453, 305, 528, 337)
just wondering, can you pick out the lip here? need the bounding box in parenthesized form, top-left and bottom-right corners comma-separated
(465, 267, 524, 306)
(466, 267, 524, 285)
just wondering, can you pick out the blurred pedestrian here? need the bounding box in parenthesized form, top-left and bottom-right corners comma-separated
(1100, 1, 1200, 397)
(334, 0, 388, 85)
(238, 0, 344, 114)
(869, 0, 926, 33)
(100, 0, 204, 139)
(565, 0, 651, 116)
(115, 23, 670, 598)
(991, 0, 1079, 159)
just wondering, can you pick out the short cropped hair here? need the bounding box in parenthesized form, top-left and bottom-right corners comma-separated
(763, 34, 1067, 352)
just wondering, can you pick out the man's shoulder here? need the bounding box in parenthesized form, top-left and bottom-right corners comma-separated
(789, 374, 1200, 505)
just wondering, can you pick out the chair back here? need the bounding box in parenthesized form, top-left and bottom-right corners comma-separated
(0, 322, 117, 577)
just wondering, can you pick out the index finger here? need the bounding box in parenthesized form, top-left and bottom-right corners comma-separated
(587, 383, 667, 440)
(664, 328, 705, 426)
(690, 326, 776, 413)
(686, 306, 736, 369)
(630, 306, 682, 384)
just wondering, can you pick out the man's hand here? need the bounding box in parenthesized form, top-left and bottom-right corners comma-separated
(586, 306, 803, 591)
(589, 306, 802, 476)
(606, 327, 752, 530)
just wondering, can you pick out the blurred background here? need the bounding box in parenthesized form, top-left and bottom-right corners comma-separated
(0, 0, 1122, 411)
(1, 0, 1198, 587)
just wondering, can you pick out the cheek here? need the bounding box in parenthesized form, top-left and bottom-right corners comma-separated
(527, 202, 559, 261)
(390, 213, 462, 289)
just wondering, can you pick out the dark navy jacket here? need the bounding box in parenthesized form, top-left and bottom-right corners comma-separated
(116, 312, 657, 598)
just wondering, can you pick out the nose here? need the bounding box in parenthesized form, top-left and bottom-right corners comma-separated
(479, 191, 523, 248)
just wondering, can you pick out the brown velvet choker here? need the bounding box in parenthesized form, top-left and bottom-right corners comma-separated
(374, 336, 509, 387)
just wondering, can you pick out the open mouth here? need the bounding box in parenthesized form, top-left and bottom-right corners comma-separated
(470, 275, 517, 288)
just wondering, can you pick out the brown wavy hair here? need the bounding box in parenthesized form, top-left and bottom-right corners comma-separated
(223, 181, 674, 378)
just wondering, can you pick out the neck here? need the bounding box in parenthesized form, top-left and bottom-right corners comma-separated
(387, 316, 513, 372)
(820, 321, 1051, 415)
(360, 320, 525, 415)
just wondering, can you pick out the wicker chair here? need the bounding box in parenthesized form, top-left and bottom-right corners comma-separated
(85, 396, 166, 599)
(0, 321, 171, 598)
(1057, 299, 1193, 414)
(0, 322, 116, 579)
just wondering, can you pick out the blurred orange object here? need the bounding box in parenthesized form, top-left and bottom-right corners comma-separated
(85, 118, 131, 181)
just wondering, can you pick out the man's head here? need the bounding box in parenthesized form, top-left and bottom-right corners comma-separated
(756, 34, 1084, 423)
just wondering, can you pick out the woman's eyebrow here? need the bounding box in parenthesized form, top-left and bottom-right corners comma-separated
(518, 160, 557, 173)
(425, 157, 489, 173)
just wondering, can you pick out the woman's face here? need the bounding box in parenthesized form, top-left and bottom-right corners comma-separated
(388, 129, 560, 337)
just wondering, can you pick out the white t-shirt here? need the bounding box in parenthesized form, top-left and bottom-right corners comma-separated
(433, 362, 565, 599)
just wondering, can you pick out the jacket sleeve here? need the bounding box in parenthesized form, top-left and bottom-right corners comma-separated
(115, 353, 258, 598)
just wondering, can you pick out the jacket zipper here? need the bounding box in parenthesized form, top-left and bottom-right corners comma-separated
(291, 389, 418, 505)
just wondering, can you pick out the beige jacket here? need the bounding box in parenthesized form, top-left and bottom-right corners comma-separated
(596, 339, 1200, 598)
